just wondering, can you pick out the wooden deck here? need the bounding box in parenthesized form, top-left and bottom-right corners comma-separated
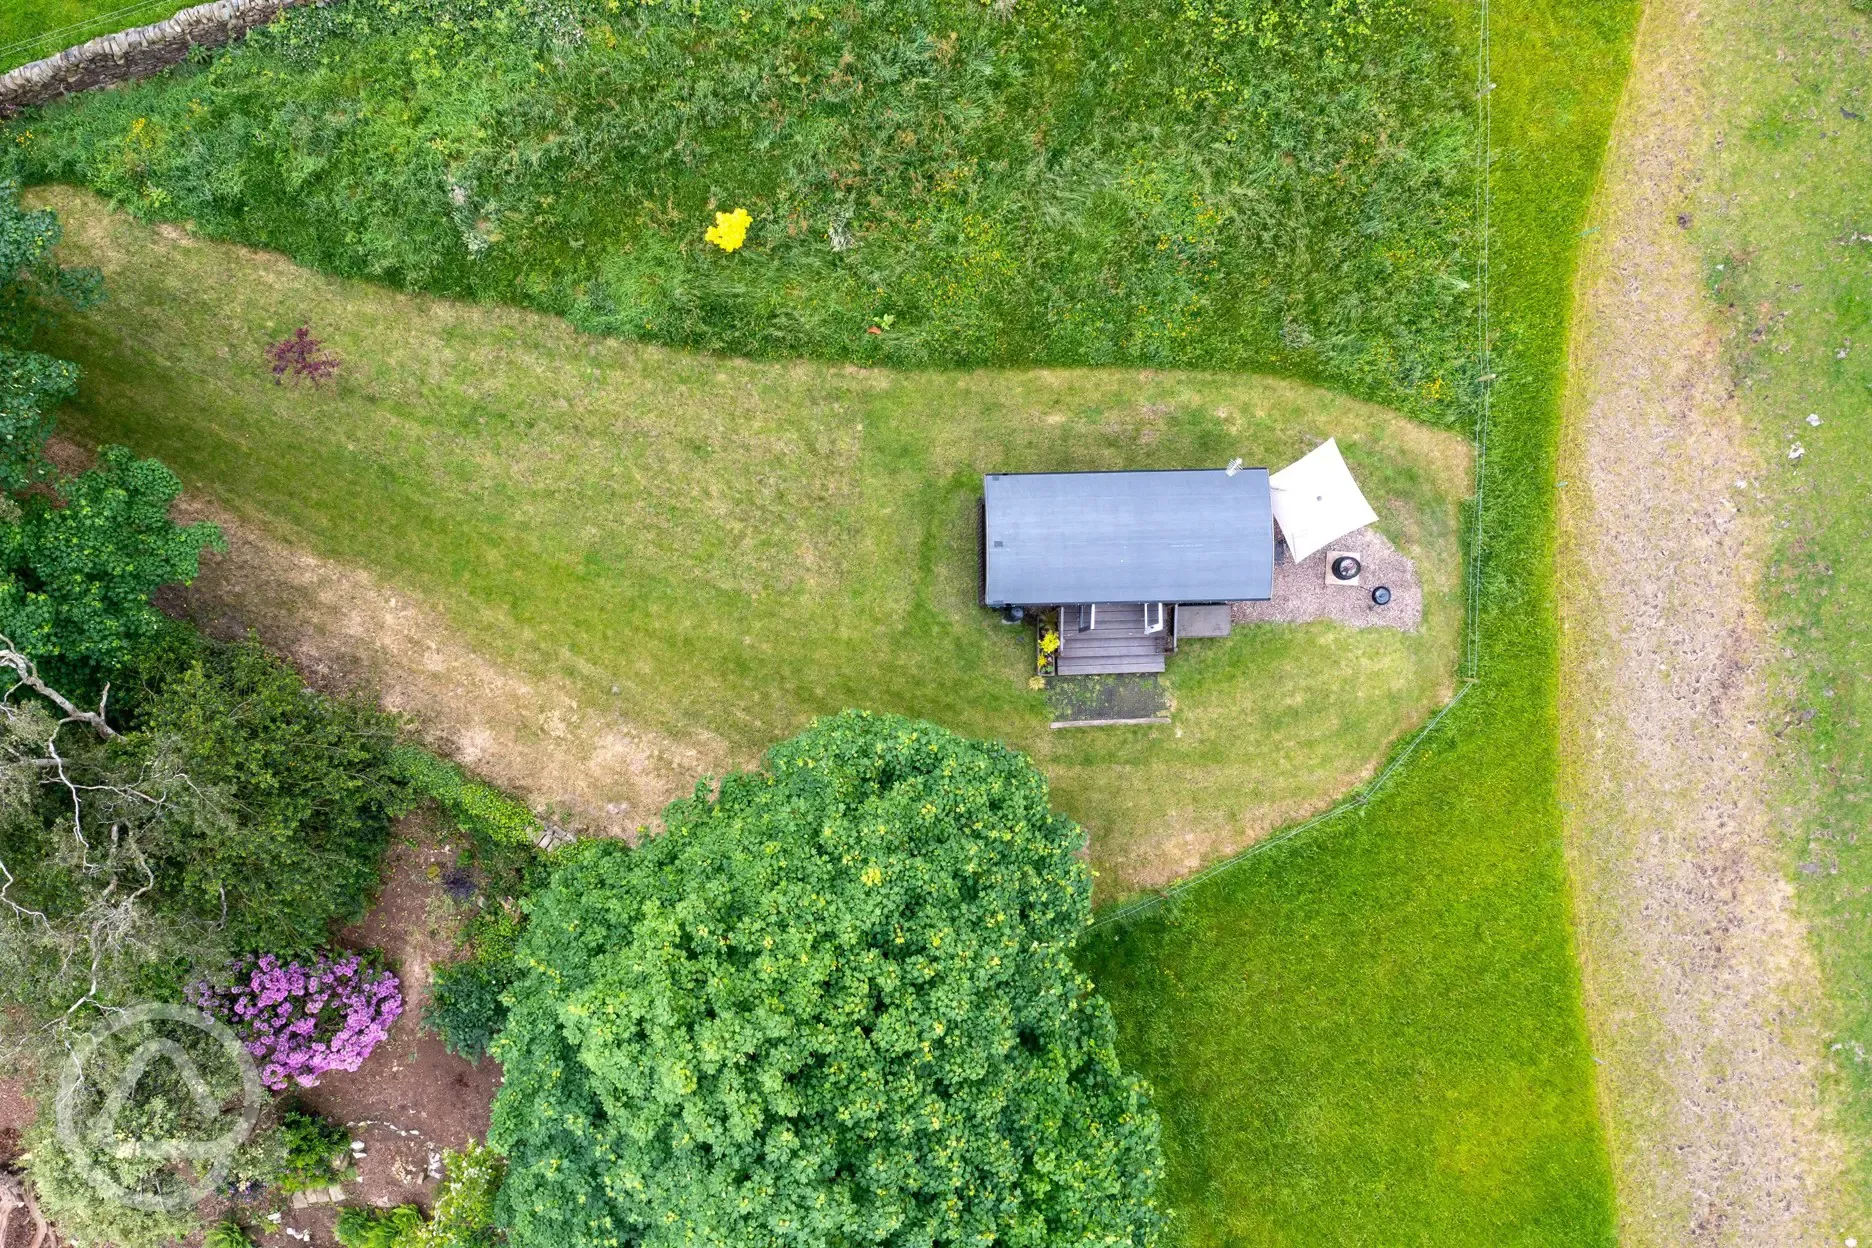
(1056, 603, 1167, 675)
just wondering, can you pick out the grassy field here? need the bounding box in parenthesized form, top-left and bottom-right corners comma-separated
(0, 0, 196, 72)
(1080, 0, 1640, 1242)
(7, 0, 1478, 422)
(1693, 0, 1872, 1206)
(17, 0, 1647, 1237)
(32, 186, 1468, 899)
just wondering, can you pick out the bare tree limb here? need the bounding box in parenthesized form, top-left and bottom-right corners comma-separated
(0, 853, 51, 928)
(0, 1168, 58, 1248)
(0, 636, 116, 738)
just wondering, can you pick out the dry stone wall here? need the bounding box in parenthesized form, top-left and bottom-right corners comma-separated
(0, 0, 313, 115)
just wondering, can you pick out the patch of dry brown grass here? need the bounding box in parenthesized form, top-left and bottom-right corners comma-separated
(1556, 0, 1849, 1236)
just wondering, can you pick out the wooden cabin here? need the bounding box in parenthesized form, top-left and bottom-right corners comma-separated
(980, 469, 1273, 675)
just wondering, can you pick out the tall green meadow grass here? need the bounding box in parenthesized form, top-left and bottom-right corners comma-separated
(9, 0, 1477, 421)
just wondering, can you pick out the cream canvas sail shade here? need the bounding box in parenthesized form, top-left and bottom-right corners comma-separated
(1268, 438, 1378, 563)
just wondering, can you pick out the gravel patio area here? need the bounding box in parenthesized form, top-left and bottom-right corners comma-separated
(1231, 526, 1422, 632)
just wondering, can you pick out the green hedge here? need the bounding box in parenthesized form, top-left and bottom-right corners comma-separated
(391, 746, 539, 848)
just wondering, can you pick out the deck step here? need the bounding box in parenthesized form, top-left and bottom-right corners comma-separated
(1065, 604, 1147, 634)
(1063, 639, 1160, 658)
(1063, 632, 1164, 649)
(1055, 601, 1168, 674)
(1057, 654, 1166, 675)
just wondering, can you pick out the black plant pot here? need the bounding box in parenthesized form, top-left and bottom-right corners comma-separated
(1331, 555, 1361, 581)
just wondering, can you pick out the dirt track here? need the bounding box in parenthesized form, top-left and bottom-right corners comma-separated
(1555, 0, 1848, 1241)
(154, 493, 737, 840)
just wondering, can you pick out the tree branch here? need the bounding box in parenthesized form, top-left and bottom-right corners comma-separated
(0, 637, 116, 738)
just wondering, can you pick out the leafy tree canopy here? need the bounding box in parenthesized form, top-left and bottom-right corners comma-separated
(0, 178, 101, 348)
(0, 446, 224, 678)
(117, 628, 415, 953)
(0, 347, 77, 489)
(0, 179, 100, 488)
(490, 710, 1164, 1248)
(0, 630, 414, 1030)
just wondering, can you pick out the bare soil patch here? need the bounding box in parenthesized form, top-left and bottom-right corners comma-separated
(262, 815, 503, 1247)
(0, 1015, 42, 1170)
(0, 1079, 32, 1169)
(1556, 0, 1849, 1241)
(157, 492, 736, 842)
(49, 434, 729, 840)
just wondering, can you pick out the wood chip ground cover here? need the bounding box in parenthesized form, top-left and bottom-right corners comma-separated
(32, 187, 1469, 899)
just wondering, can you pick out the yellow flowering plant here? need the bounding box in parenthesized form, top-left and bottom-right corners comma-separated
(704, 207, 751, 253)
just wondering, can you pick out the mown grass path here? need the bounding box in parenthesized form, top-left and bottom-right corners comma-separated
(1556, 0, 1850, 1239)
(1690, 0, 1872, 1231)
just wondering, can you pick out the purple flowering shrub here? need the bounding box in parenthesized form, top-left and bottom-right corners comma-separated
(189, 953, 402, 1090)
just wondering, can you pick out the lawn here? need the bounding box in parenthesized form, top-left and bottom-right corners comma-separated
(1692, 0, 1872, 1207)
(0, 0, 196, 72)
(32, 186, 1469, 900)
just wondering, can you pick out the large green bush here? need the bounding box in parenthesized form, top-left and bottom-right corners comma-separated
(113, 630, 416, 953)
(489, 710, 1163, 1248)
(0, 631, 414, 1023)
(0, 447, 223, 680)
(11, 0, 1476, 419)
(22, 1011, 270, 1248)
(426, 906, 524, 1062)
(24, 1119, 203, 1248)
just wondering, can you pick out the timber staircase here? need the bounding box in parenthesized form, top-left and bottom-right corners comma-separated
(1056, 603, 1167, 675)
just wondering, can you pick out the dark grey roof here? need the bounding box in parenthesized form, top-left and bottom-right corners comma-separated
(982, 469, 1272, 606)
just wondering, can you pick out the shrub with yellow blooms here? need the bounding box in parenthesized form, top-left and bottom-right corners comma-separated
(703, 207, 751, 253)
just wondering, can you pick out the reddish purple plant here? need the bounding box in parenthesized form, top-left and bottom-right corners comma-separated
(189, 952, 402, 1090)
(264, 326, 341, 386)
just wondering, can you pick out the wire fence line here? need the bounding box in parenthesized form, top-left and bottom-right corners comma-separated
(1464, 0, 1495, 685)
(1087, 1, 1496, 936)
